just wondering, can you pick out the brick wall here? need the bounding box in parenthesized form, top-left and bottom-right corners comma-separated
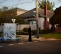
(55, 27, 61, 32)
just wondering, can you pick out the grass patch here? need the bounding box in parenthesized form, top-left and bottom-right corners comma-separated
(40, 33, 61, 39)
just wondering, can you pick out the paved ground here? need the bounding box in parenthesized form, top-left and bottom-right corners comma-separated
(0, 35, 61, 54)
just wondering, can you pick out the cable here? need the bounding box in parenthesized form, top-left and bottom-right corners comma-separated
(0, 0, 35, 9)
(15, 0, 20, 7)
(8, 0, 34, 8)
(16, 0, 21, 7)
(0, 0, 7, 3)
(14, 0, 34, 5)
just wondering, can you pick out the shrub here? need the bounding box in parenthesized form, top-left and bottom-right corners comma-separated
(16, 30, 28, 35)
(16, 29, 52, 35)
(23, 28, 28, 32)
(16, 30, 23, 35)
(31, 29, 52, 35)
(32, 30, 36, 35)
(39, 29, 52, 34)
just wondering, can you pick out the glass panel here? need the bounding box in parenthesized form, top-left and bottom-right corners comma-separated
(33, 21, 36, 24)
(30, 21, 33, 24)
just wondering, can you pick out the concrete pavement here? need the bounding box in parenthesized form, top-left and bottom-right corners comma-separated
(0, 35, 61, 54)
(20, 35, 60, 41)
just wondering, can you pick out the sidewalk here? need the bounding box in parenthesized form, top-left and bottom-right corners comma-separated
(19, 35, 60, 41)
(0, 35, 61, 54)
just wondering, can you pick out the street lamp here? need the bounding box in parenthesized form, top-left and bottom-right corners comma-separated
(12, 18, 16, 23)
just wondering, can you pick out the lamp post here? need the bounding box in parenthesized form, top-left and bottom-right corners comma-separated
(35, 0, 39, 38)
(12, 18, 16, 23)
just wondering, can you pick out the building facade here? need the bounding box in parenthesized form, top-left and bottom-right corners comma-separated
(19, 8, 54, 30)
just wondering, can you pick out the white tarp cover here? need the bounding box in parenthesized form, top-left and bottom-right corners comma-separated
(3, 23, 16, 40)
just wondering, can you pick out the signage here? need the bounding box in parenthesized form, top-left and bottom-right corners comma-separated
(3, 23, 16, 40)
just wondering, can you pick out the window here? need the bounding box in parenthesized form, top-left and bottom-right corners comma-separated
(33, 21, 36, 24)
(28, 20, 36, 24)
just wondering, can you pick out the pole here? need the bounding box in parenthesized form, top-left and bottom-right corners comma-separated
(44, 0, 49, 30)
(36, 0, 39, 38)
